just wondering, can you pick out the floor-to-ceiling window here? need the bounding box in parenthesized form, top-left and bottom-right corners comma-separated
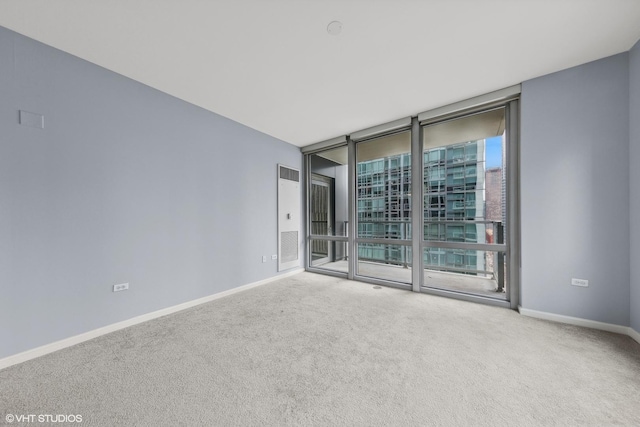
(304, 88, 519, 308)
(421, 107, 509, 300)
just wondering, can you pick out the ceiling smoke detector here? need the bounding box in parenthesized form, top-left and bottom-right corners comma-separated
(327, 21, 342, 36)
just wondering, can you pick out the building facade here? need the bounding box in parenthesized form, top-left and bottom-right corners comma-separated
(357, 140, 488, 274)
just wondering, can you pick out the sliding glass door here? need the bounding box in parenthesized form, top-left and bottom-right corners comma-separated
(310, 174, 333, 265)
(307, 145, 349, 274)
(354, 131, 412, 286)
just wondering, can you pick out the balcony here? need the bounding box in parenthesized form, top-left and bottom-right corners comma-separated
(311, 220, 506, 300)
(316, 258, 503, 299)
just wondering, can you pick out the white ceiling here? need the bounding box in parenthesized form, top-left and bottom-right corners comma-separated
(1, 0, 639, 147)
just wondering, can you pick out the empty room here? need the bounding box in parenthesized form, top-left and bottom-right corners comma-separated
(1, 1, 640, 426)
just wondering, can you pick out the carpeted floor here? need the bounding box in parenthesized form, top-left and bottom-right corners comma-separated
(1, 272, 639, 426)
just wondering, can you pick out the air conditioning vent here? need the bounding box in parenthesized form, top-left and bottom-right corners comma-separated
(280, 166, 300, 182)
(280, 231, 299, 263)
(278, 164, 300, 271)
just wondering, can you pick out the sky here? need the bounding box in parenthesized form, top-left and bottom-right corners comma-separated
(485, 136, 502, 168)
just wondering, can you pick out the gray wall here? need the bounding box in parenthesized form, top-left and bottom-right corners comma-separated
(520, 53, 630, 325)
(630, 40, 640, 333)
(0, 27, 302, 359)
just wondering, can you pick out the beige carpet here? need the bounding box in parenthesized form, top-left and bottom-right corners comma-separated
(1, 272, 639, 426)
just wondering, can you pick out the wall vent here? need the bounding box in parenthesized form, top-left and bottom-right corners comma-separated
(280, 231, 299, 263)
(279, 166, 300, 182)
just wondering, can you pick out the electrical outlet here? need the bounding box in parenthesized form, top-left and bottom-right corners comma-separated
(262, 256, 267, 263)
(271, 254, 278, 260)
(571, 278, 589, 287)
(113, 283, 129, 292)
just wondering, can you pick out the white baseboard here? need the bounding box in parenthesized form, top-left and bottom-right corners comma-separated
(0, 268, 304, 371)
(518, 306, 640, 345)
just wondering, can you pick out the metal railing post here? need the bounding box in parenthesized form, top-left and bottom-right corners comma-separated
(403, 221, 408, 268)
(497, 222, 505, 292)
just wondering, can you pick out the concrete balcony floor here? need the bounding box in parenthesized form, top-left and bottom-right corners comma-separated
(311, 259, 506, 300)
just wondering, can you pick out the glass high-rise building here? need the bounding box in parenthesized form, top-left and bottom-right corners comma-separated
(357, 140, 487, 273)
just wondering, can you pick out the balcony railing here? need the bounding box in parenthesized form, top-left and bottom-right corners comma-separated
(311, 219, 505, 292)
(357, 219, 505, 290)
